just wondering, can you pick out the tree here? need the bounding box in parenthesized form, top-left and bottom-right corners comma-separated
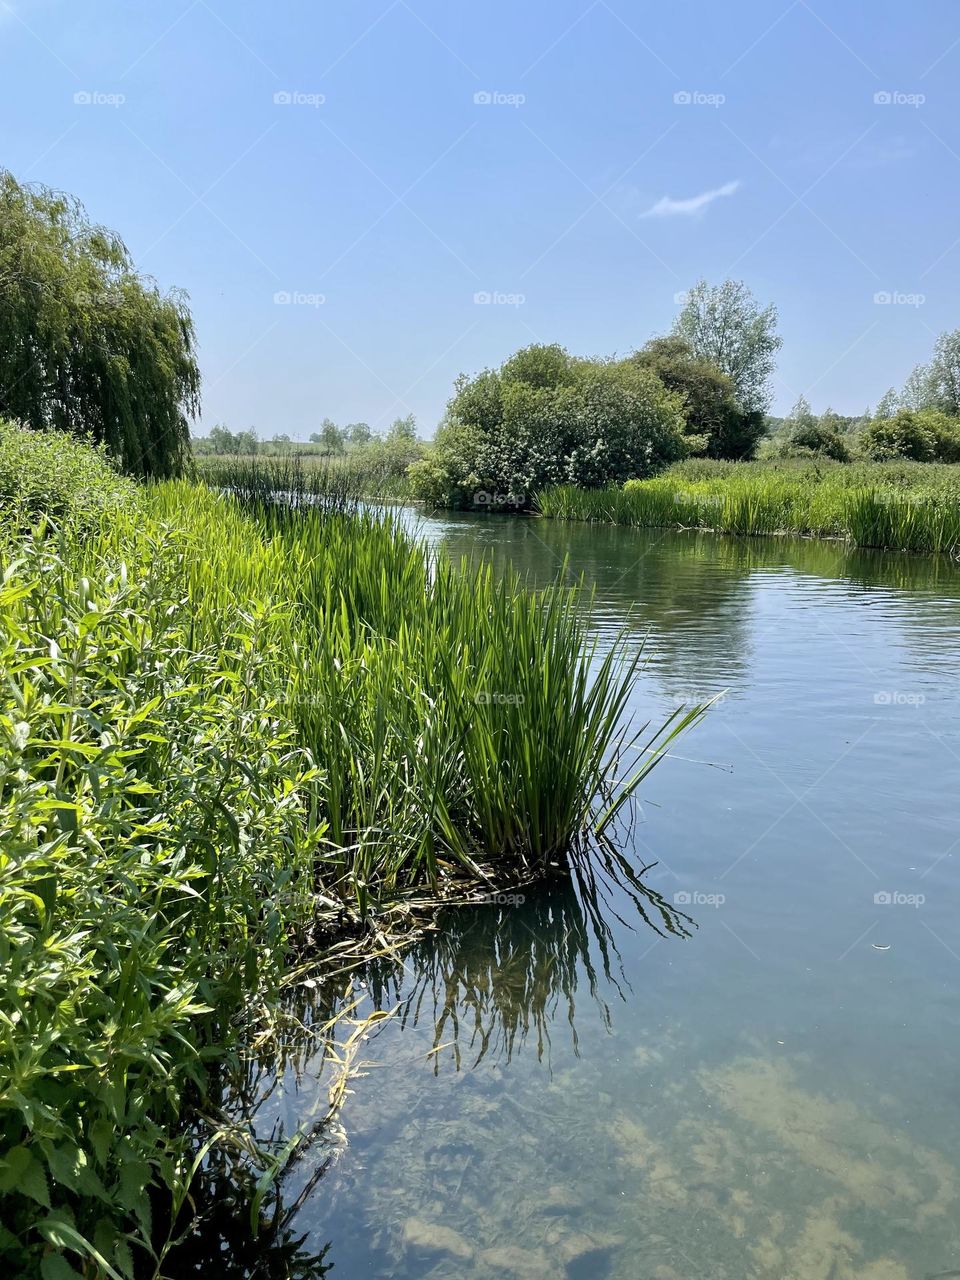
(311, 418, 344, 455)
(387, 413, 418, 443)
(874, 388, 899, 419)
(860, 409, 939, 461)
(672, 278, 782, 413)
(0, 170, 200, 476)
(632, 335, 766, 459)
(409, 344, 687, 508)
(925, 329, 960, 415)
(346, 421, 371, 447)
(778, 399, 849, 461)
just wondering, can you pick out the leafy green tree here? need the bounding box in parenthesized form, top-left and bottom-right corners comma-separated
(310, 418, 344, 455)
(346, 421, 372, 446)
(778, 398, 849, 460)
(387, 413, 418, 443)
(672, 278, 782, 413)
(925, 329, 960, 415)
(410, 344, 687, 508)
(874, 388, 899, 419)
(0, 170, 200, 476)
(632, 335, 765, 459)
(860, 409, 939, 461)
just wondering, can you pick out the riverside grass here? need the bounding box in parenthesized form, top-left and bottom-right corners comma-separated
(535, 458, 960, 556)
(0, 464, 702, 1276)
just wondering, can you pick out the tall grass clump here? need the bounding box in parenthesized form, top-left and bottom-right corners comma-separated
(1, 441, 705, 1274)
(536, 458, 960, 555)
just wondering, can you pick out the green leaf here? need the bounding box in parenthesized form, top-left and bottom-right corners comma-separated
(0, 1146, 50, 1207)
(40, 1254, 85, 1280)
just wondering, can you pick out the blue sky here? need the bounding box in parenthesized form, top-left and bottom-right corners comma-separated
(3, 0, 959, 437)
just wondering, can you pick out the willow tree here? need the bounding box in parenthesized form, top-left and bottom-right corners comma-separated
(0, 170, 200, 476)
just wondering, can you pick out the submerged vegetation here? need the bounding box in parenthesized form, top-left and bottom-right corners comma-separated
(0, 428, 704, 1275)
(536, 458, 960, 556)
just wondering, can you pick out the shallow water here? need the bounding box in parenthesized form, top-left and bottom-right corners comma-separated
(237, 517, 960, 1279)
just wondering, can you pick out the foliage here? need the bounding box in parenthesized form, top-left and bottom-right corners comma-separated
(410, 345, 688, 509)
(672, 278, 782, 413)
(631, 336, 766, 459)
(0, 170, 200, 477)
(0, 419, 138, 528)
(776, 397, 851, 461)
(859, 408, 960, 462)
(536, 457, 960, 555)
(1, 449, 704, 1272)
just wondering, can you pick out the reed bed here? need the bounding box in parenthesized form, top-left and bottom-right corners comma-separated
(535, 459, 960, 555)
(1, 450, 704, 1276)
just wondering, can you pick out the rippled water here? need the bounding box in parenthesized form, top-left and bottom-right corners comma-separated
(217, 517, 960, 1279)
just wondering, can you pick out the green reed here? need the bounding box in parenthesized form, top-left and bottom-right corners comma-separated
(535, 459, 960, 555)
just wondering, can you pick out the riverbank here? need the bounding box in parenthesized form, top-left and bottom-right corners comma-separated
(535, 459, 960, 556)
(0, 431, 702, 1276)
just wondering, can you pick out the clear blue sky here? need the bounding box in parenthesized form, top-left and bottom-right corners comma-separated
(4, 0, 959, 437)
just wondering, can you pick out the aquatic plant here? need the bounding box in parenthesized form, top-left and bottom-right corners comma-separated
(535, 459, 960, 555)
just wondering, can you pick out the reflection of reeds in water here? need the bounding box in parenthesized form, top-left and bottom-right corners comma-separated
(363, 848, 693, 1073)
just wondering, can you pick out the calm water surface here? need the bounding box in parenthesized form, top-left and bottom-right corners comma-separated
(259, 517, 960, 1280)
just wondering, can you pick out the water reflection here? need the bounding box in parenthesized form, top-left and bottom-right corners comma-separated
(362, 846, 692, 1073)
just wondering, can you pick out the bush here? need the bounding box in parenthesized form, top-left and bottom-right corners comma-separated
(859, 409, 944, 461)
(411, 344, 688, 509)
(0, 419, 138, 527)
(778, 417, 851, 462)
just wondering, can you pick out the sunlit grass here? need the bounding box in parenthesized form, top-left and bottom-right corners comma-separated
(536, 458, 960, 555)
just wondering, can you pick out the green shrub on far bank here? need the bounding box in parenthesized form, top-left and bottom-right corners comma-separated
(859, 408, 960, 463)
(0, 419, 138, 526)
(409, 343, 688, 510)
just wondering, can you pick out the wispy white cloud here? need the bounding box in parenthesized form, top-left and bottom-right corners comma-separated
(641, 179, 740, 218)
